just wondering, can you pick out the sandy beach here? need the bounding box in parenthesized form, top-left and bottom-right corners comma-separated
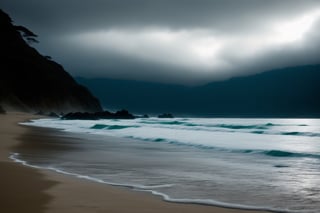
(0, 112, 271, 213)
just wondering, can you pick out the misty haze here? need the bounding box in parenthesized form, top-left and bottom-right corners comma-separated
(1, 1, 320, 213)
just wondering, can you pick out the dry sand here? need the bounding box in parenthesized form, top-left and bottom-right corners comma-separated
(0, 112, 270, 213)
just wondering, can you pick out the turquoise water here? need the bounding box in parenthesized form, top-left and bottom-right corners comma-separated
(17, 118, 320, 212)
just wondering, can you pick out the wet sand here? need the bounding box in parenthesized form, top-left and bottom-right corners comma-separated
(0, 112, 270, 213)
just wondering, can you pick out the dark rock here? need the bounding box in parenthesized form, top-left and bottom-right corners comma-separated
(158, 113, 174, 118)
(114, 109, 135, 119)
(0, 9, 102, 113)
(62, 112, 97, 120)
(62, 109, 135, 120)
(93, 111, 113, 119)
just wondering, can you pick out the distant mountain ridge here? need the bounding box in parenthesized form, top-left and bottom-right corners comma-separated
(77, 64, 320, 117)
(0, 9, 102, 113)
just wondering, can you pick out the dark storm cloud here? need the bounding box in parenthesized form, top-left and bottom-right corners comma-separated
(1, 0, 320, 85)
(3, 0, 320, 32)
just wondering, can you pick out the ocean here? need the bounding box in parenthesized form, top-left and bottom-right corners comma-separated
(13, 117, 320, 212)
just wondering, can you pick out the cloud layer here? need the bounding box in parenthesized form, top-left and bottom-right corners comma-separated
(2, 0, 320, 85)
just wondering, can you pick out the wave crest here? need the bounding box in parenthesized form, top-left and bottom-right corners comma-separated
(90, 124, 139, 130)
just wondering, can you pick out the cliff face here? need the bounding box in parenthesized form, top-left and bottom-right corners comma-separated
(0, 9, 102, 113)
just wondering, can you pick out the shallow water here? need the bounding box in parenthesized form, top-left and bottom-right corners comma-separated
(17, 118, 320, 213)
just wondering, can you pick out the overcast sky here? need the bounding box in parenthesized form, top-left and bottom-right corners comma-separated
(1, 0, 320, 85)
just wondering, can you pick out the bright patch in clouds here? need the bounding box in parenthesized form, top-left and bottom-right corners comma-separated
(274, 10, 320, 43)
(6, 0, 320, 84)
(72, 29, 228, 71)
(65, 8, 320, 83)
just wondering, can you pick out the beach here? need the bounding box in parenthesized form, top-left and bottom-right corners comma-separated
(0, 112, 274, 213)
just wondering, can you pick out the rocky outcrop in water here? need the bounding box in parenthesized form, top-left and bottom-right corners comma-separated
(62, 110, 135, 120)
(158, 113, 174, 118)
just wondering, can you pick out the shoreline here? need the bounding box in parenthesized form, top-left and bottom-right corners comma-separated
(1, 112, 271, 213)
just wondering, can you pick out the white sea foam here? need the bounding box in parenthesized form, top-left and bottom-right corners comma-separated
(9, 152, 174, 190)
(9, 152, 293, 213)
(21, 118, 320, 156)
(18, 118, 320, 212)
